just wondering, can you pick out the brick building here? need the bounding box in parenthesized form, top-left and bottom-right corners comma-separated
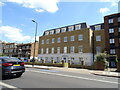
(38, 23, 105, 65)
(2, 42, 38, 59)
(104, 13, 120, 61)
(3, 43, 17, 57)
(17, 42, 38, 59)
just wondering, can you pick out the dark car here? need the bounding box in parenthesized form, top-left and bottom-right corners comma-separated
(0, 57, 25, 77)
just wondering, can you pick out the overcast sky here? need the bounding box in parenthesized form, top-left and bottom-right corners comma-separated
(0, 0, 119, 43)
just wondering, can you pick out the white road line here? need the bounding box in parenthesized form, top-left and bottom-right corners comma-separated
(27, 70, 119, 84)
(0, 81, 22, 90)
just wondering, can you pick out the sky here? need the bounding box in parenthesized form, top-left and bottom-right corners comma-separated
(0, 0, 119, 43)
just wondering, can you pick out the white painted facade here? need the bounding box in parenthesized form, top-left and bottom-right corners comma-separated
(38, 53, 93, 66)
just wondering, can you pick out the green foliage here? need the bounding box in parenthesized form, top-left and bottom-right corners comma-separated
(95, 53, 107, 63)
(0, 53, 7, 57)
(69, 64, 82, 68)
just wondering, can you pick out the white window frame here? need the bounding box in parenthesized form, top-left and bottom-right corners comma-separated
(51, 48, 54, 54)
(41, 40, 44, 44)
(119, 28, 120, 32)
(52, 38, 55, 43)
(78, 35, 83, 41)
(96, 36, 101, 41)
(70, 36, 75, 41)
(70, 46, 75, 53)
(109, 39, 115, 44)
(57, 47, 60, 54)
(68, 26, 74, 31)
(57, 37, 61, 43)
(45, 31, 49, 35)
(46, 48, 49, 54)
(108, 18, 113, 23)
(64, 47, 67, 53)
(64, 37, 67, 42)
(96, 46, 102, 54)
(95, 25, 101, 30)
(75, 25, 81, 30)
(56, 29, 60, 34)
(46, 39, 49, 44)
(50, 30, 54, 35)
(41, 48, 44, 54)
(61, 28, 66, 32)
(109, 28, 114, 33)
(110, 49, 116, 54)
(78, 46, 83, 53)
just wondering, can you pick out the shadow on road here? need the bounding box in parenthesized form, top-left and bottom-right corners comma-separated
(2, 75, 21, 80)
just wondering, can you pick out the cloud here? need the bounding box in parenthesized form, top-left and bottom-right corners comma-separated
(35, 9, 45, 13)
(0, 26, 31, 42)
(6, 0, 59, 13)
(0, 1, 4, 6)
(99, 8, 110, 14)
(31, 36, 39, 41)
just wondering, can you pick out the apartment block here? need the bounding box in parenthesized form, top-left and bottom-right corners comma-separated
(104, 13, 120, 61)
(90, 23, 105, 54)
(17, 42, 38, 59)
(2, 42, 38, 59)
(0, 41, 6, 56)
(0, 40, 3, 55)
(38, 23, 105, 65)
(3, 43, 17, 57)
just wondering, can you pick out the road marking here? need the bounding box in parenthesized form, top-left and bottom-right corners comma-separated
(27, 70, 119, 84)
(0, 81, 22, 90)
(40, 69, 60, 72)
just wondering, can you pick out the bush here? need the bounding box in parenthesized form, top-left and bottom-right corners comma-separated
(95, 53, 107, 63)
(93, 53, 108, 70)
(69, 64, 82, 68)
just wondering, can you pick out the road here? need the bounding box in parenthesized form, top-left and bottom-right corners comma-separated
(1, 68, 119, 89)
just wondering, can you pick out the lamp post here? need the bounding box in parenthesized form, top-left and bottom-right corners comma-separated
(92, 31, 95, 62)
(32, 20, 38, 67)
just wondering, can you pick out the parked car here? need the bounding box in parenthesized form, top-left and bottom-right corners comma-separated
(19, 57, 28, 62)
(0, 57, 25, 77)
(23, 58, 28, 62)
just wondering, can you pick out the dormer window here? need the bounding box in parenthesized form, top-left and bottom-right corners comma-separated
(108, 18, 113, 23)
(75, 25, 81, 30)
(95, 25, 101, 30)
(56, 29, 60, 34)
(61, 28, 66, 33)
(45, 31, 49, 35)
(68, 26, 74, 31)
(50, 30, 54, 35)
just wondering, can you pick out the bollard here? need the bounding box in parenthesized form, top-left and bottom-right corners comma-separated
(51, 60, 54, 64)
(62, 60, 68, 68)
(42, 59, 45, 64)
(28, 59, 30, 62)
(81, 61, 85, 68)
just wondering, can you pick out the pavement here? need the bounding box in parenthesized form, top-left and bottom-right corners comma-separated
(25, 64, 120, 78)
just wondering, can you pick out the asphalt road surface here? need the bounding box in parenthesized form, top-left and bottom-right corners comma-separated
(1, 68, 119, 89)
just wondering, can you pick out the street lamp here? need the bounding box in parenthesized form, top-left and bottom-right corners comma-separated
(32, 19, 38, 67)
